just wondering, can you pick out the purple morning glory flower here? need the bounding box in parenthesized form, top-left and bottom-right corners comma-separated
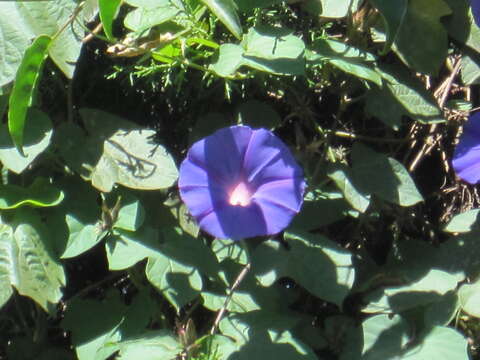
(178, 125, 306, 240)
(452, 112, 480, 184)
(471, 0, 480, 27)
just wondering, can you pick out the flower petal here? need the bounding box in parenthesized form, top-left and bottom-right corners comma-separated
(178, 125, 306, 240)
(471, 0, 480, 27)
(453, 131, 480, 184)
(178, 159, 210, 188)
(253, 178, 305, 213)
(198, 203, 267, 240)
(179, 185, 225, 218)
(187, 126, 253, 184)
(254, 198, 297, 235)
(243, 129, 303, 188)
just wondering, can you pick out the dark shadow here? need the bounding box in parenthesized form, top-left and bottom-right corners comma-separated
(351, 143, 404, 205)
(228, 324, 314, 360)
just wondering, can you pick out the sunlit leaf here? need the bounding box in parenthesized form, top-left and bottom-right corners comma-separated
(307, 39, 382, 85)
(124, 1, 181, 33)
(61, 215, 101, 259)
(0, 1, 87, 84)
(444, 209, 480, 233)
(459, 278, 480, 318)
(201, 0, 242, 39)
(99, 0, 121, 40)
(0, 211, 66, 312)
(403, 327, 468, 359)
(0, 109, 53, 174)
(8, 35, 51, 152)
(0, 177, 64, 209)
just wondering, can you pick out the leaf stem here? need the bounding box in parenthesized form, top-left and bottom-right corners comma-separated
(210, 242, 251, 335)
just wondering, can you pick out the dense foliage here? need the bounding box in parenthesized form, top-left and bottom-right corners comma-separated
(1, 0, 480, 359)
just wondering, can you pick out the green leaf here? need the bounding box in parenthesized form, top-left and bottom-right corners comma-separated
(0, 1, 87, 84)
(202, 335, 237, 360)
(62, 295, 126, 360)
(365, 65, 444, 129)
(460, 53, 480, 85)
(146, 254, 202, 311)
(0, 177, 64, 209)
(210, 43, 244, 77)
(212, 238, 248, 265)
(307, 39, 382, 85)
(52, 177, 101, 258)
(243, 26, 305, 60)
(303, 0, 358, 18)
(444, 209, 480, 233)
(352, 143, 423, 206)
(114, 195, 145, 232)
(99, 0, 121, 40)
(423, 291, 459, 328)
(143, 227, 218, 310)
(403, 327, 468, 359)
(364, 269, 462, 313)
(106, 227, 161, 270)
(444, 1, 480, 84)
(124, 1, 181, 33)
(90, 128, 178, 192)
(459, 278, 480, 318)
(14, 222, 65, 312)
(240, 26, 306, 75)
(219, 311, 316, 359)
(115, 331, 181, 360)
(201, 290, 261, 313)
(359, 314, 410, 359)
(236, 0, 282, 11)
(201, 0, 242, 39)
(393, 0, 451, 75)
(327, 163, 370, 212)
(369, 0, 408, 54)
(253, 231, 355, 306)
(0, 211, 65, 312)
(61, 215, 101, 259)
(164, 196, 199, 238)
(92, 129, 177, 191)
(290, 196, 350, 230)
(242, 56, 305, 76)
(0, 109, 53, 174)
(8, 35, 51, 153)
(0, 224, 14, 308)
(236, 100, 281, 129)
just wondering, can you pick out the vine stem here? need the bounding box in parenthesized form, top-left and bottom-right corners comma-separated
(408, 56, 462, 172)
(210, 242, 251, 335)
(52, 1, 85, 42)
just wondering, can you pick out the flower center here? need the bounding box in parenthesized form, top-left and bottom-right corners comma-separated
(229, 182, 252, 207)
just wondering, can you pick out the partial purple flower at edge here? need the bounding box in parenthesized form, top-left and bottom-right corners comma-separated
(179, 125, 306, 240)
(452, 112, 480, 184)
(471, 0, 480, 27)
